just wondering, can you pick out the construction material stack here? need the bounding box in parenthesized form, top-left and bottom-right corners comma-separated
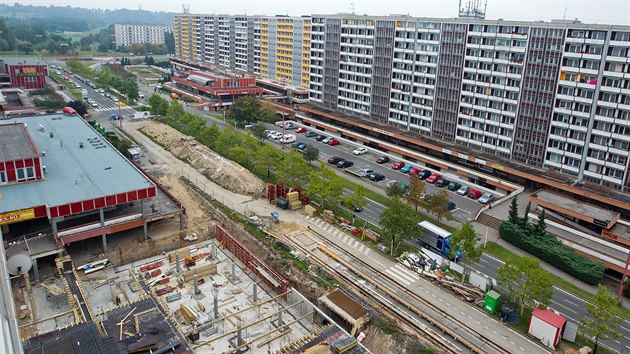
(287, 191, 302, 210)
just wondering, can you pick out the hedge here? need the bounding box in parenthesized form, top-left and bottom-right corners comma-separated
(499, 221, 606, 285)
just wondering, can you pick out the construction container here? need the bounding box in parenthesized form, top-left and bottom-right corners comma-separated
(287, 191, 299, 201)
(304, 205, 317, 217)
(290, 200, 302, 210)
(276, 197, 289, 210)
(484, 290, 501, 315)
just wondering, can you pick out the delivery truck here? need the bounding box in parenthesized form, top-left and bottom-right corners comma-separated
(417, 221, 462, 260)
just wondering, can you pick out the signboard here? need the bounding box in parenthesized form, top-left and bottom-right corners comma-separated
(477, 159, 486, 165)
(602, 230, 618, 240)
(0, 208, 35, 225)
(458, 154, 468, 161)
(593, 219, 609, 228)
(442, 148, 452, 155)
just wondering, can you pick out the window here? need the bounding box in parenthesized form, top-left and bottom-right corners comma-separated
(0, 171, 5, 184)
(15, 167, 34, 181)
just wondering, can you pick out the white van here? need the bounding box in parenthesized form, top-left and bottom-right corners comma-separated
(281, 134, 296, 144)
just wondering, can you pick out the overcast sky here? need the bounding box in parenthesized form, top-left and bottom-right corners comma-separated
(10, 0, 630, 25)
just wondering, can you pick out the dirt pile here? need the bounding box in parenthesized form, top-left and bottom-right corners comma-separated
(137, 121, 265, 196)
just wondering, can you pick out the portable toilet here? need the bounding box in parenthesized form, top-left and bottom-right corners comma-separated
(484, 290, 501, 315)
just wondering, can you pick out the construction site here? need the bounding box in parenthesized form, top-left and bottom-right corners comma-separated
(13, 225, 369, 354)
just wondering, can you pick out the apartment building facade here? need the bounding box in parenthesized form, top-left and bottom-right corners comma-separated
(173, 15, 310, 88)
(114, 23, 173, 48)
(307, 15, 630, 191)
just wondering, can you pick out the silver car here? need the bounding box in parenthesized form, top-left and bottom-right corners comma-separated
(456, 185, 470, 196)
(478, 193, 495, 204)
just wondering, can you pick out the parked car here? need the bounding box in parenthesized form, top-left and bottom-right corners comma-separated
(327, 138, 340, 146)
(90, 101, 98, 107)
(376, 156, 390, 164)
(392, 161, 406, 170)
(448, 182, 462, 191)
(328, 156, 344, 165)
(316, 135, 328, 142)
(457, 185, 471, 196)
(292, 141, 303, 149)
(358, 169, 375, 178)
(368, 173, 385, 182)
(98, 88, 105, 93)
(337, 160, 354, 168)
(112, 97, 119, 102)
(305, 131, 319, 138)
(297, 143, 308, 151)
(353, 147, 368, 155)
(468, 189, 482, 199)
(418, 169, 432, 180)
(435, 179, 450, 188)
(109, 114, 122, 120)
(281, 134, 296, 144)
(295, 127, 307, 133)
(478, 193, 495, 204)
(426, 173, 443, 184)
(447, 202, 457, 211)
(321, 137, 333, 144)
(409, 167, 422, 175)
(401, 164, 414, 173)
(284, 123, 297, 130)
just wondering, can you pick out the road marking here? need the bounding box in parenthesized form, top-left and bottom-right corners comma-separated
(363, 248, 370, 256)
(386, 264, 419, 286)
(358, 244, 366, 253)
(564, 299, 579, 307)
(342, 234, 350, 243)
(332, 230, 340, 237)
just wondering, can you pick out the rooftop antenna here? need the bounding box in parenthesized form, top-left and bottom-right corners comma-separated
(182, 4, 190, 14)
(458, 0, 487, 20)
(562, 1, 568, 20)
(350, 2, 356, 14)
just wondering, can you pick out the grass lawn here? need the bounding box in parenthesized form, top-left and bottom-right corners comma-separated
(483, 242, 630, 319)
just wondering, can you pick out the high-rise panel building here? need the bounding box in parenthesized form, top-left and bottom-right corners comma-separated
(173, 13, 630, 190)
(114, 23, 173, 48)
(173, 14, 310, 88)
(307, 14, 630, 191)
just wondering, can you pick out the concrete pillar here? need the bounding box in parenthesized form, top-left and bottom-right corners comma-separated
(102, 234, 107, 252)
(175, 254, 181, 273)
(52, 218, 59, 244)
(193, 274, 199, 295)
(252, 283, 258, 303)
(211, 244, 216, 259)
(140, 199, 145, 218)
(237, 320, 244, 346)
(179, 213, 185, 232)
(143, 222, 148, 241)
(231, 263, 236, 279)
(278, 309, 283, 326)
(213, 293, 219, 319)
(32, 259, 39, 282)
(99, 209, 105, 226)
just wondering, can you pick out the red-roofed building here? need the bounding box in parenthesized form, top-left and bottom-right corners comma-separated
(172, 70, 262, 105)
(0, 57, 48, 89)
(528, 307, 567, 349)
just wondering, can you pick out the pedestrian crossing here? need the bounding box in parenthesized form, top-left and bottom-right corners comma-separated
(92, 106, 133, 113)
(305, 215, 370, 256)
(385, 263, 420, 286)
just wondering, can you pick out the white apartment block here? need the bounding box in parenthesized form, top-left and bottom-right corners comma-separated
(114, 23, 173, 47)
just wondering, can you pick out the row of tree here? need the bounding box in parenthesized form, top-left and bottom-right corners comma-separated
(66, 59, 139, 102)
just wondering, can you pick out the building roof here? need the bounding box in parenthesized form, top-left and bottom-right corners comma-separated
(0, 123, 38, 161)
(0, 114, 155, 214)
(1, 57, 45, 66)
(531, 189, 620, 226)
(531, 307, 567, 329)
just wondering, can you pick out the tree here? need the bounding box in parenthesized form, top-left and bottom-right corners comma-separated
(254, 144, 281, 179)
(580, 285, 623, 353)
(303, 144, 319, 165)
(405, 175, 426, 212)
(497, 255, 553, 315)
(386, 182, 404, 198)
(67, 100, 88, 117)
(122, 80, 139, 102)
(148, 94, 168, 115)
(426, 189, 452, 221)
(258, 103, 278, 122)
(215, 126, 243, 156)
(532, 209, 547, 237)
(16, 40, 34, 54)
(450, 222, 482, 268)
(380, 197, 421, 256)
(228, 96, 259, 125)
(166, 100, 185, 120)
(507, 197, 519, 224)
(305, 163, 343, 209)
(251, 124, 267, 143)
(342, 185, 368, 217)
(277, 150, 310, 188)
(197, 123, 221, 150)
(521, 201, 532, 228)
(164, 30, 175, 53)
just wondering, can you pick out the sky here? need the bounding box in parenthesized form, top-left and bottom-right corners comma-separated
(9, 0, 630, 25)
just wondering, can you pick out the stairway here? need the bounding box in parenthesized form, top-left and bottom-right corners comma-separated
(476, 212, 502, 230)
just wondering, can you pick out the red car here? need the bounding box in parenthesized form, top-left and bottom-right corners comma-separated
(392, 161, 405, 170)
(409, 167, 422, 175)
(295, 127, 307, 133)
(468, 189, 482, 199)
(426, 173, 443, 184)
(327, 138, 340, 146)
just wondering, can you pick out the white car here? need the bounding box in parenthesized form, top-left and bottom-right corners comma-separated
(322, 137, 333, 144)
(281, 134, 296, 144)
(478, 193, 495, 204)
(98, 89, 105, 93)
(270, 132, 283, 140)
(358, 169, 375, 178)
(139, 93, 145, 98)
(112, 97, 119, 102)
(353, 147, 368, 155)
(90, 101, 98, 107)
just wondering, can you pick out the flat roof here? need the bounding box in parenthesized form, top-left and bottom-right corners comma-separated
(533, 189, 619, 223)
(0, 114, 155, 214)
(0, 123, 38, 161)
(1, 57, 45, 66)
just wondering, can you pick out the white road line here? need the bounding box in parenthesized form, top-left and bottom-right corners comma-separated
(358, 244, 366, 253)
(387, 265, 418, 285)
(342, 235, 350, 243)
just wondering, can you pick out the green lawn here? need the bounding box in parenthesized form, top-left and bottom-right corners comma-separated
(483, 242, 630, 319)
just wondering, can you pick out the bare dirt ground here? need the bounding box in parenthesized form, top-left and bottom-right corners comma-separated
(135, 121, 265, 196)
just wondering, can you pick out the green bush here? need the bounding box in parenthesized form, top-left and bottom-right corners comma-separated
(499, 221, 605, 285)
(624, 281, 630, 299)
